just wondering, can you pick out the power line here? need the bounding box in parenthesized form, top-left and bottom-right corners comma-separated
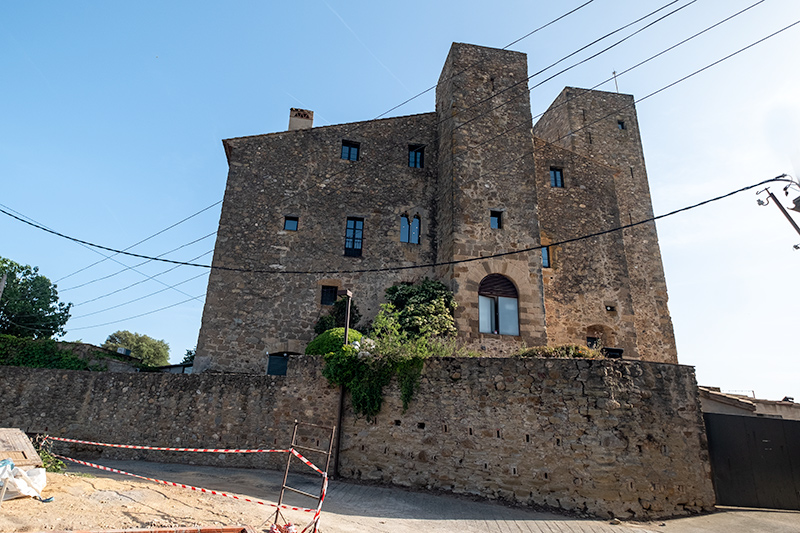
(61, 231, 216, 292)
(55, 200, 222, 283)
(4, 176, 793, 277)
(68, 294, 206, 331)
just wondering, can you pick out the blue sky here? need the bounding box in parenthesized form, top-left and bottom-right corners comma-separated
(2, 1, 799, 400)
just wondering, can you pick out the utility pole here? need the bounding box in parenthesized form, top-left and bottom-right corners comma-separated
(758, 184, 800, 249)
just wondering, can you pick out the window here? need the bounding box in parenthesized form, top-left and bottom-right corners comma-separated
(341, 140, 360, 161)
(542, 246, 551, 268)
(490, 210, 503, 229)
(478, 274, 519, 336)
(550, 167, 564, 188)
(320, 285, 338, 306)
(617, 120, 626, 130)
(344, 217, 364, 256)
(409, 145, 424, 168)
(400, 214, 421, 244)
(283, 216, 298, 231)
(586, 337, 600, 349)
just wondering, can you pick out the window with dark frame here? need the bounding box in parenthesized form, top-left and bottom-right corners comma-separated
(408, 144, 424, 168)
(344, 217, 364, 256)
(542, 246, 551, 268)
(550, 167, 564, 188)
(320, 285, 338, 306)
(617, 120, 626, 130)
(341, 140, 360, 161)
(490, 210, 503, 229)
(478, 274, 519, 336)
(283, 216, 299, 231)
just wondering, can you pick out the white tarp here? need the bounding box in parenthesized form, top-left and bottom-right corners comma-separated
(0, 459, 47, 503)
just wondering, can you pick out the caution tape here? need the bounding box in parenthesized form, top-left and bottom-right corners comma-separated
(290, 449, 325, 476)
(54, 454, 325, 514)
(45, 436, 289, 454)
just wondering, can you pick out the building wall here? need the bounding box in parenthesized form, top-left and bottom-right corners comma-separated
(0, 358, 715, 519)
(435, 43, 547, 350)
(195, 114, 439, 373)
(196, 43, 679, 369)
(533, 88, 677, 363)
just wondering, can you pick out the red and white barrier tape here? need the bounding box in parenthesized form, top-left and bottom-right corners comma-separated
(290, 449, 325, 476)
(44, 436, 289, 454)
(54, 454, 326, 514)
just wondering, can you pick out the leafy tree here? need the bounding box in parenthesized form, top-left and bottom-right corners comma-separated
(313, 297, 362, 335)
(0, 256, 72, 339)
(383, 278, 456, 337)
(181, 347, 196, 364)
(102, 330, 170, 366)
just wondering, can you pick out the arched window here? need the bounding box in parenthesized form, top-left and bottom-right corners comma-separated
(478, 274, 519, 336)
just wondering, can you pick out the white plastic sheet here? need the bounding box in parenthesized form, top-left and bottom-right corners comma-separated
(0, 459, 47, 503)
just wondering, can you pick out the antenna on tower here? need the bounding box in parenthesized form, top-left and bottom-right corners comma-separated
(612, 71, 619, 93)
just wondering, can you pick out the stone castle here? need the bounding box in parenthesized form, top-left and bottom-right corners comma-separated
(195, 42, 677, 373)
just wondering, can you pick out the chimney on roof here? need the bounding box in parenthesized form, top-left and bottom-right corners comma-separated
(288, 108, 314, 131)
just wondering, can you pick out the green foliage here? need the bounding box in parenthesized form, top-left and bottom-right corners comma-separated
(314, 297, 362, 335)
(305, 327, 363, 355)
(0, 257, 72, 339)
(0, 334, 91, 370)
(514, 344, 603, 359)
(383, 278, 456, 337)
(181, 347, 196, 364)
(35, 443, 66, 473)
(102, 330, 170, 366)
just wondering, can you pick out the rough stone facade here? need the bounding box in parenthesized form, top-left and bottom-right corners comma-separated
(195, 42, 678, 373)
(0, 358, 715, 518)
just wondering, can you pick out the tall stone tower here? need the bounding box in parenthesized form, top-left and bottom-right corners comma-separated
(435, 43, 547, 351)
(533, 88, 677, 362)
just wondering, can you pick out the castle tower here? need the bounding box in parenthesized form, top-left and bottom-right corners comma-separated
(533, 88, 677, 363)
(435, 43, 547, 350)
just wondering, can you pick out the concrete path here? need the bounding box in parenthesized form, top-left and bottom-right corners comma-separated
(71, 460, 800, 533)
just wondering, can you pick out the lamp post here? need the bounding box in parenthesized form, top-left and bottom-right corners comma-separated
(333, 288, 352, 479)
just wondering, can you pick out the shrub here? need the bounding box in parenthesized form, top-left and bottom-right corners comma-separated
(0, 334, 91, 370)
(514, 344, 603, 359)
(305, 327, 363, 356)
(313, 297, 362, 335)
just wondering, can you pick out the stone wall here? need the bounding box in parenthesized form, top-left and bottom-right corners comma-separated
(0, 356, 714, 519)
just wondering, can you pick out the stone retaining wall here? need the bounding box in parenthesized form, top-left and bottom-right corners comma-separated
(0, 356, 715, 518)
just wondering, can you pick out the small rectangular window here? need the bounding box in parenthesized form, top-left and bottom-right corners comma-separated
(283, 216, 298, 231)
(587, 337, 600, 349)
(320, 285, 338, 306)
(542, 246, 551, 268)
(409, 145, 424, 168)
(344, 217, 364, 257)
(341, 140, 360, 161)
(490, 210, 503, 229)
(550, 167, 564, 188)
(267, 352, 289, 376)
(617, 120, 626, 130)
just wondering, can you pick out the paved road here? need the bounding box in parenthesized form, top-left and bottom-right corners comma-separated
(71, 460, 800, 533)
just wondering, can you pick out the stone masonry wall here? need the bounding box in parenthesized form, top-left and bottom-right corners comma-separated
(196, 113, 439, 373)
(0, 357, 714, 519)
(0, 358, 338, 471)
(339, 357, 715, 519)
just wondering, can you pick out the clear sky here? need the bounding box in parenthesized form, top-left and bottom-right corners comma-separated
(2, 1, 799, 400)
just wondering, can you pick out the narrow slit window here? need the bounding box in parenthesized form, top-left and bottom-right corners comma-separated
(617, 120, 626, 130)
(341, 140, 360, 161)
(550, 167, 564, 188)
(283, 216, 299, 231)
(542, 246, 551, 268)
(408, 144, 424, 168)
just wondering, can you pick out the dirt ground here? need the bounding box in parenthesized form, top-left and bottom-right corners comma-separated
(0, 470, 283, 532)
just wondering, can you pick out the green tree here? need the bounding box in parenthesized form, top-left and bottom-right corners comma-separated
(181, 347, 196, 364)
(0, 257, 72, 339)
(384, 278, 456, 337)
(102, 330, 170, 366)
(313, 297, 362, 335)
